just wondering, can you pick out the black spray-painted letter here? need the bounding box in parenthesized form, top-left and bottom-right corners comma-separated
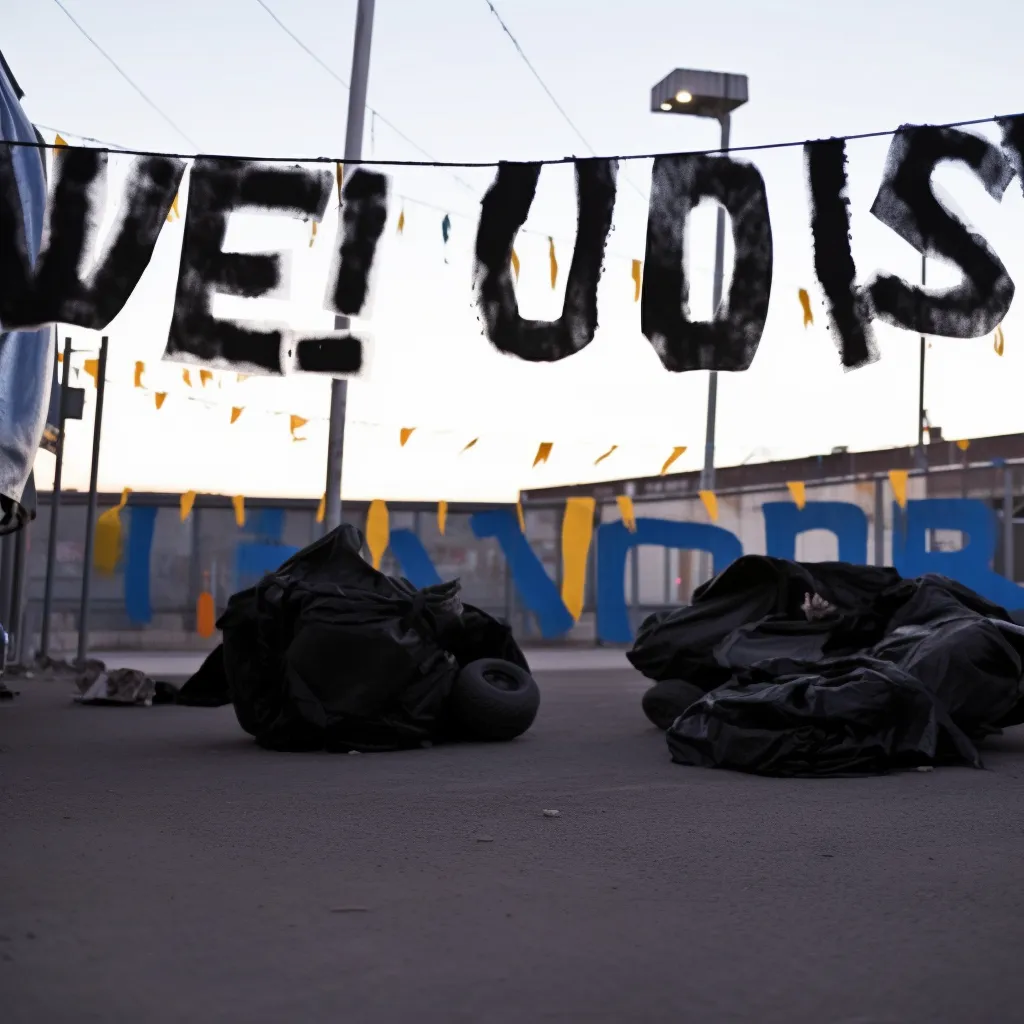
(642, 153, 773, 372)
(165, 158, 362, 377)
(473, 158, 618, 362)
(805, 138, 877, 370)
(868, 125, 1015, 338)
(0, 145, 184, 331)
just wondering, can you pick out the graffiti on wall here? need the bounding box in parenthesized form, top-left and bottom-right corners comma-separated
(121, 498, 1024, 641)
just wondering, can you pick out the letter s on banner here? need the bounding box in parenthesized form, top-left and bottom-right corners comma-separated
(0, 146, 184, 331)
(473, 159, 618, 362)
(868, 125, 1015, 338)
(642, 153, 773, 372)
(164, 159, 362, 377)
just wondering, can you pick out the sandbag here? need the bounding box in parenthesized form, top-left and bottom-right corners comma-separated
(177, 524, 529, 752)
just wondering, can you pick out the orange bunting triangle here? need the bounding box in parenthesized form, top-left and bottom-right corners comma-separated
(698, 490, 719, 522)
(336, 162, 344, 205)
(400, 427, 416, 447)
(309, 220, 318, 247)
(798, 288, 814, 327)
(786, 481, 807, 510)
(365, 500, 390, 569)
(595, 444, 618, 466)
(660, 446, 687, 476)
(316, 493, 326, 524)
(460, 438, 479, 454)
(166, 192, 180, 223)
(516, 502, 526, 532)
(994, 325, 1005, 356)
(182, 368, 192, 387)
(180, 491, 196, 522)
(631, 260, 642, 302)
(236, 373, 250, 383)
(533, 442, 553, 467)
(511, 248, 520, 282)
(888, 469, 909, 509)
(133, 361, 144, 388)
(290, 414, 308, 441)
(616, 495, 637, 532)
(199, 369, 213, 387)
(437, 500, 448, 536)
(956, 439, 971, 452)
(83, 358, 99, 388)
(397, 208, 405, 234)
(53, 133, 67, 148)
(548, 237, 558, 290)
(154, 392, 167, 410)
(232, 495, 246, 528)
(230, 406, 243, 424)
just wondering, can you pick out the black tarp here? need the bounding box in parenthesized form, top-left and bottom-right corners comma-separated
(177, 524, 528, 752)
(629, 556, 1024, 776)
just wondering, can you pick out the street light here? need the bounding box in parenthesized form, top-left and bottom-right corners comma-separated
(650, 69, 749, 500)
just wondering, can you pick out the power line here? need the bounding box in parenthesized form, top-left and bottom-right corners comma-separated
(481, 0, 648, 203)
(253, 0, 478, 195)
(5, 111, 1017, 165)
(50, 0, 199, 150)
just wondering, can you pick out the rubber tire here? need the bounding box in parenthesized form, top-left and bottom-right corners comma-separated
(642, 678, 705, 731)
(450, 658, 541, 742)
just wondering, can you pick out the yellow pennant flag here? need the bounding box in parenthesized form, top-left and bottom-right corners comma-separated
(516, 502, 526, 533)
(631, 259, 642, 302)
(94, 489, 131, 575)
(888, 469, 909, 509)
(154, 392, 167, 410)
(994, 325, 1005, 356)
(787, 481, 807, 510)
(595, 444, 618, 466)
(83, 358, 99, 388)
(365, 500, 389, 569)
(798, 288, 814, 327)
(166, 192, 180, 223)
(660, 446, 687, 476)
(548, 237, 558, 289)
(511, 248, 520, 282)
(290, 414, 308, 441)
(956, 438, 971, 452)
(199, 369, 213, 387)
(396, 208, 405, 234)
(699, 490, 719, 522)
(400, 427, 416, 447)
(232, 495, 246, 528)
(616, 495, 637, 532)
(316, 493, 326, 524)
(180, 490, 197, 522)
(54, 133, 67, 148)
(533, 442, 553, 468)
(133, 361, 145, 388)
(561, 497, 596, 621)
(196, 586, 216, 640)
(230, 406, 243, 424)
(437, 500, 448, 536)
(309, 220, 317, 247)
(182, 368, 192, 387)
(461, 437, 479, 454)
(336, 162, 344, 205)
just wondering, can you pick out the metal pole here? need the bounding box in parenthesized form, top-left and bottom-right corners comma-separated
(40, 336, 72, 659)
(873, 476, 886, 567)
(323, 0, 376, 533)
(9, 514, 27, 663)
(1003, 464, 1015, 580)
(917, 253, 927, 447)
(701, 112, 731, 496)
(76, 335, 109, 667)
(0, 534, 12, 627)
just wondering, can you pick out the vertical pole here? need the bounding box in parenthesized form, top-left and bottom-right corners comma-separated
(323, 0, 376, 533)
(918, 254, 927, 448)
(40, 336, 72, 658)
(0, 534, 12, 628)
(9, 518, 27, 663)
(1003, 464, 1015, 580)
(76, 335, 109, 667)
(188, 503, 202, 631)
(698, 113, 730, 585)
(873, 476, 886, 567)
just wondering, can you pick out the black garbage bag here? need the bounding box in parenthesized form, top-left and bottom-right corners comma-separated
(639, 555, 1024, 776)
(177, 524, 529, 752)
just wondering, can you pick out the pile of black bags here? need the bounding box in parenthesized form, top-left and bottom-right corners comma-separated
(178, 525, 540, 752)
(631, 556, 1024, 776)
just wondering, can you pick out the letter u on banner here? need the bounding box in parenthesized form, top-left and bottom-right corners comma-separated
(561, 497, 596, 621)
(641, 152, 773, 372)
(473, 159, 618, 362)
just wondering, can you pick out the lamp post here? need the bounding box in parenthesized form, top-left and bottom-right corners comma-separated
(651, 69, 748, 585)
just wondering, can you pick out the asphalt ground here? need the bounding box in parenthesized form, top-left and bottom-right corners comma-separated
(2, 665, 1024, 1024)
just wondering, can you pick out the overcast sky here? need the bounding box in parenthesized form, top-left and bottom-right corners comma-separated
(4, 0, 1024, 501)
